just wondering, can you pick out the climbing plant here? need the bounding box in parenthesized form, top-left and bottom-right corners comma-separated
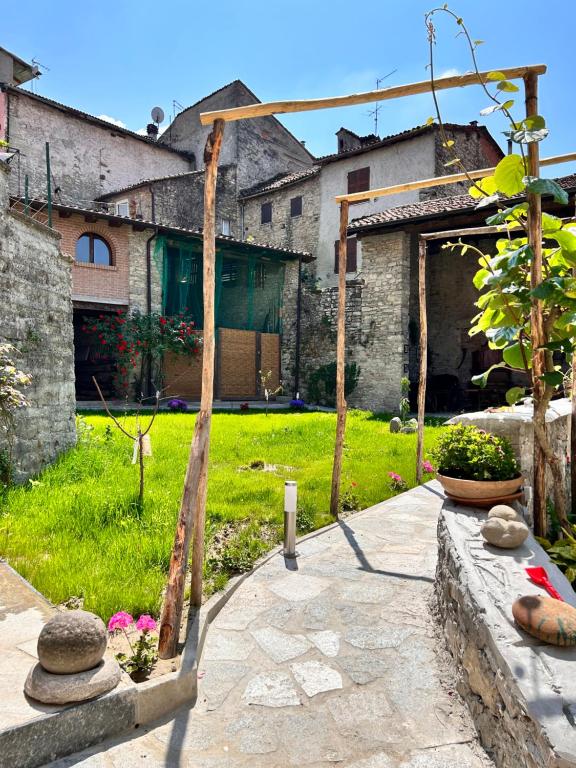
(425, 6, 575, 532)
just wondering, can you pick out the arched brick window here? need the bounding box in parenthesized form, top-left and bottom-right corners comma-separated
(75, 233, 113, 266)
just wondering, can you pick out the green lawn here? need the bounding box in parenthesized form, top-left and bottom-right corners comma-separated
(0, 410, 443, 621)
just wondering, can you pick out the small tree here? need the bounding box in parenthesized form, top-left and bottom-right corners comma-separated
(0, 343, 32, 486)
(258, 370, 283, 416)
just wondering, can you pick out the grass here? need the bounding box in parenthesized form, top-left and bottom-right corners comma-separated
(0, 409, 444, 621)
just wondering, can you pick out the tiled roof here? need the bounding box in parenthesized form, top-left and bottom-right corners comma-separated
(317, 122, 501, 164)
(97, 169, 206, 199)
(15, 197, 313, 260)
(349, 173, 576, 232)
(239, 166, 321, 199)
(4, 86, 190, 158)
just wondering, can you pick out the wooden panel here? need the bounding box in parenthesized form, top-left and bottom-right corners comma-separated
(260, 333, 281, 392)
(219, 328, 257, 398)
(163, 351, 203, 399)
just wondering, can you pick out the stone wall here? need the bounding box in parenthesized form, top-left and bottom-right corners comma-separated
(4, 88, 191, 204)
(436, 502, 576, 768)
(0, 164, 76, 480)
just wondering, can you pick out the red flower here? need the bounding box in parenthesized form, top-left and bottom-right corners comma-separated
(99, 314, 104, 319)
(101, 339, 107, 345)
(159, 317, 167, 326)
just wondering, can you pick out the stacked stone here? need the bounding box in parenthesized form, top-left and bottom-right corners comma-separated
(25, 610, 121, 705)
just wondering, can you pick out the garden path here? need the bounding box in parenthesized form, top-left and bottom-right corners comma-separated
(50, 483, 493, 768)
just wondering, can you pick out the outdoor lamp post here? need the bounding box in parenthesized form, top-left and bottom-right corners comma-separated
(283, 480, 297, 558)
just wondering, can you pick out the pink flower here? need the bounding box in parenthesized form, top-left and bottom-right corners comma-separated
(136, 614, 157, 633)
(388, 471, 402, 482)
(108, 611, 134, 632)
(422, 461, 435, 474)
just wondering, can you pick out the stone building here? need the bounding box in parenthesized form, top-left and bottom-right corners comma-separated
(0, 161, 76, 480)
(240, 122, 503, 287)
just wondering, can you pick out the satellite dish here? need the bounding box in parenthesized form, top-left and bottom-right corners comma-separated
(151, 106, 165, 124)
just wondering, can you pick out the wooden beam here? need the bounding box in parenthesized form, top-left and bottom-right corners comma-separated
(336, 152, 576, 204)
(200, 65, 546, 125)
(416, 237, 428, 485)
(329, 200, 349, 518)
(158, 118, 225, 659)
(420, 218, 576, 241)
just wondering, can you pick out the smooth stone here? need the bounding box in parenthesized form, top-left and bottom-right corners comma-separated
(37, 610, 107, 674)
(290, 660, 343, 697)
(488, 504, 522, 522)
(308, 630, 340, 657)
(24, 658, 121, 704)
(389, 417, 402, 434)
(513, 594, 576, 646)
(242, 672, 301, 707)
(251, 626, 311, 663)
(345, 626, 411, 650)
(481, 517, 529, 549)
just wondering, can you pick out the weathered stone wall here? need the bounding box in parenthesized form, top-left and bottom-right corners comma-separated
(436, 503, 576, 768)
(5, 88, 191, 204)
(242, 173, 320, 256)
(0, 164, 76, 480)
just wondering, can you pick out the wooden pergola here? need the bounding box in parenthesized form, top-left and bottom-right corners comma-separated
(158, 62, 572, 658)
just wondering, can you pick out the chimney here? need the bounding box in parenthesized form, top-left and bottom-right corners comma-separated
(146, 123, 159, 140)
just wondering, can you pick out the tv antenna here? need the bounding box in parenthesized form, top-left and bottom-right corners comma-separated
(367, 69, 397, 136)
(172, 99, 185, 123)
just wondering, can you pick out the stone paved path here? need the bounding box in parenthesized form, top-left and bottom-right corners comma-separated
(50, 483, 493, 768)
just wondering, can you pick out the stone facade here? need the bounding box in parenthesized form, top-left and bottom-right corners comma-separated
(1, 87, 191, 204)
(0, 164, 76, 480)
(436, 503, 576, 768)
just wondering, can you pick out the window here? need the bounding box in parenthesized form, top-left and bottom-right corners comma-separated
(255, 263, 267, 289)
(290, 196, 302, 217)
(75, 234, 112, 266)
(347, 167, 370, 201)
(333, 236, 358, 273)
(221, 259, 239, 283)
(115, 200, 129, 217)
(261, 202, 272, 224)
(219, 218, 232, 236)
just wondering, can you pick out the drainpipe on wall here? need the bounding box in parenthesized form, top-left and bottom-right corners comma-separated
(145, 228, 159, 398)
(294, 256, 303, 397)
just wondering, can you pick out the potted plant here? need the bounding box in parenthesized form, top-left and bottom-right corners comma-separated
(431, 423, 523, 505)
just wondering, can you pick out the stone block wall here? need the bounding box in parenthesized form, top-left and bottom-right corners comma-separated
(0, 164, 76, 480)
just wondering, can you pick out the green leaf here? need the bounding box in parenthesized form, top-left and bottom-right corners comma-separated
(485, 202, 528, 226)
(524, 115, 546, 130)
(541, 213, 563, 233)
(480, 104, 501, 116)
(475, 193, 500, 209)
(497, 80, 519, 93)
(546, 229, 576, 254)
(442, 139, 455, 148)
(473, 268, 490, 290)
(506, 128, 549, 144)
(474, 39, 484, 46)
(540, 370, 564, 387)
(503, 341, 531, 370)
(471, 362, 507, 388)
(531, 280, 557, 300)
(525, 178, 568, 204)
(566, 567, 576, 584)
(494, 155, 526, 196)
(506, 386, 526, 406)
(426, 116, 435, 126)
(487, 71, 506, 81)
(469, 175, 497, 199)
(444, 158, 461, 167)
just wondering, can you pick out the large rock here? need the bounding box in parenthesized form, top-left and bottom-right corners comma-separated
(481, 517, 529, 549)
(488, 504, 522, 522)
(389, 417, 402, 434)
(25, 659, 121, 704)
(512, 595, 576, 646)
(37, 610, 107, 674)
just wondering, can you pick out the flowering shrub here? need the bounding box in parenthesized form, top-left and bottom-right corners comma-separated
(290, 398, 306, 409)
(83, 310, 201, 396)
(167, 398, 188, 412)
(388, 472, 408, 492)
(431, 424, 519, 482)
(108, 611, 158, 679)
(422, 460, 435, 475)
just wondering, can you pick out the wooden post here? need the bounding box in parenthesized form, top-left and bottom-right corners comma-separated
(416, 238, 428, 485)
(572, 346, 576, 516)
(330, 200, 349, 518)
(158, 119, 224, 659)
(524, 72, 546, 537)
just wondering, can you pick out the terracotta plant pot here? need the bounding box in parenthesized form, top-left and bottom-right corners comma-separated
(437, 473, 524, 502)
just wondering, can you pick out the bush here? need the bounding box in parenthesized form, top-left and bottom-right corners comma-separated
(307, 362, 360, 407)
(432, 423, 519, 481)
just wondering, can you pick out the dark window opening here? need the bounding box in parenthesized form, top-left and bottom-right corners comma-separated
(255, 263, 267, 289)
(261, 202, 272, 224)
(75, 234, 113, 266)
(222, 260, 239, 283)
(333, 236, 358, 273)
(347, 167, 370, 203)
(290, 196, 302, 217)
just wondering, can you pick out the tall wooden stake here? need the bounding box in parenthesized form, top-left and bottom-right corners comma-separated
(416, 238, 428, 485)
(158, 119, 224, 659)
(524, 73, 547, 537)
(330, 200, 349, 518)
(572, 347, 576, 515)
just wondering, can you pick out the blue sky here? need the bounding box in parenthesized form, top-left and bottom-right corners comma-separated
(4, 0, 575, 175)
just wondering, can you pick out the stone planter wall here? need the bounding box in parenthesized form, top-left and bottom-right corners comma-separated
(448, 399, 571, 522)
(436, 503, 576, 768)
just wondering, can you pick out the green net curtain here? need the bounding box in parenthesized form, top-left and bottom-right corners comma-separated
(157, 236, 285, 334)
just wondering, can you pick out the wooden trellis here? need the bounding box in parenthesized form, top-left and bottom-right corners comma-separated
(159, 62, 569, 657)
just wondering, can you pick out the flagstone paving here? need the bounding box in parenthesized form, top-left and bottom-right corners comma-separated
(50, 483, 494, 768)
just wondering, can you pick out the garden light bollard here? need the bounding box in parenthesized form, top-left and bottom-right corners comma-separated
(283, 481, 298, 558)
